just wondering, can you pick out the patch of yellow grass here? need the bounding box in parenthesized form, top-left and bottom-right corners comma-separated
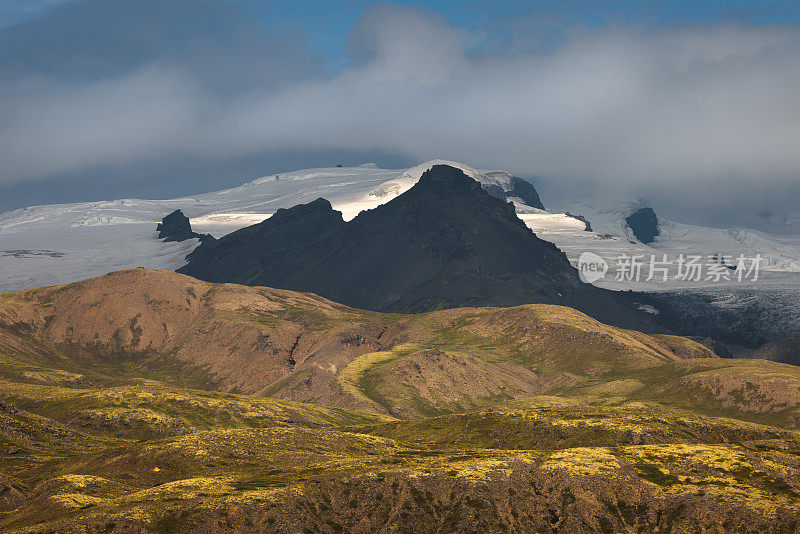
(541, 447, 620, 476)
(338, 343, 419, 404)
(119, 477, 235, 504)
(57, 474, 110, 490)
(49, 493, 105, 509)
(625, 443, 748, 469)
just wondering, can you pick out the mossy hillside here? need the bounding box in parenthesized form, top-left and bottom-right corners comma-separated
(358, 402, 795, 451)
(0, 325, 223, 392)
(344, 347, 800, 426)
(2, 403, 799, 532)
(334, 305, 717, 418)
(0, 379, 392, 440)
(2, 356, 799, 532)
(3, 271, 800, 430)
(416, 305, 688, 374)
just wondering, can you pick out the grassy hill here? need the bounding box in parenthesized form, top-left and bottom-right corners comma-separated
(0, 268, 714, 415)
(1, 269, 799, 531)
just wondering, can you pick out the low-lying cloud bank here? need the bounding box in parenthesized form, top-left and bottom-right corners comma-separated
(1, 1, 798, 228)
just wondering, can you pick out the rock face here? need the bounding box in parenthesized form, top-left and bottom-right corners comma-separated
(482, 176, 544, 210)
(179, 165, 657, 330)
(625, 207, 660, 243)
(156, 210, 214, 243)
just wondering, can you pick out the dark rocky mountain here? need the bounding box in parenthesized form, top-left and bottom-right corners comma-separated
(182, 198, 345, 281)
(482, 176, 545, 209)
(689, 336, 733, 358)
(179, 165, 657, 330)
(626, 207, 660, 243)
(156, 209, 214, 243)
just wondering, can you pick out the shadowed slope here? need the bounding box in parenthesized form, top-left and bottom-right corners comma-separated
(754, 332, 800, 366)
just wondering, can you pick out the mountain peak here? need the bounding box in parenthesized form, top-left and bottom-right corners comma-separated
(366, 163, 526, 236)
(179, 162, 657, 330)
(416, 164, 483, 191)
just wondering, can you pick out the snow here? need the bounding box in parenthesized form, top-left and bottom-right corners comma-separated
(2, 160, 799, 296)
(536, 199, 800, 291)
(0, 165, 399, 291)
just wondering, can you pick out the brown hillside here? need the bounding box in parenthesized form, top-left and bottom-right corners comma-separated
(3, 268, 799, 427)
(0, 269, 716, 417)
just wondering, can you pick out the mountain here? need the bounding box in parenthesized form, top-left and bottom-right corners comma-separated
(1, 159, 799, 298)
(2, 157, 800, 354)
(481, 172, 544, 209)
(179, 165, 655, 329)
(2, 269, 800, 531)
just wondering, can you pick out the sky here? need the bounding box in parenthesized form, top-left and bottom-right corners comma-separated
(0, 0, 798, 230)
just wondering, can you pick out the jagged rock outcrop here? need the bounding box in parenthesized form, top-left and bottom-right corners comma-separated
(626, 207, 660, 243)
(182, 198, 345, 280)
(506, 175, 545, 209)
(156, 210, 214, 243)
(565, 212, 592, 232)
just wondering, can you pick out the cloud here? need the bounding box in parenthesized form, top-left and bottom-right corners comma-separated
(1, 1, 798, 228)
(345, 4, 469, 84)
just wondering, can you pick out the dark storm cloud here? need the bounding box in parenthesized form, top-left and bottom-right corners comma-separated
(0, 0, 329, 184)
(0, 2, 798, 229)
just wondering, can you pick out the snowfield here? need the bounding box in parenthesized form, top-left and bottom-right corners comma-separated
(531, 199, 800, 291)
(1, 160, 799, 297)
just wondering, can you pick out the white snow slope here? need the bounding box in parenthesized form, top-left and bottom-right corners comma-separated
(1, 159, 799, 294)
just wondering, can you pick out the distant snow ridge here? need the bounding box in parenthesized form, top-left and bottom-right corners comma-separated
(0, 159, 799, 294)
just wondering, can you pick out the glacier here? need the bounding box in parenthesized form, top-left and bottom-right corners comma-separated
(1, 159, 799, 294)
